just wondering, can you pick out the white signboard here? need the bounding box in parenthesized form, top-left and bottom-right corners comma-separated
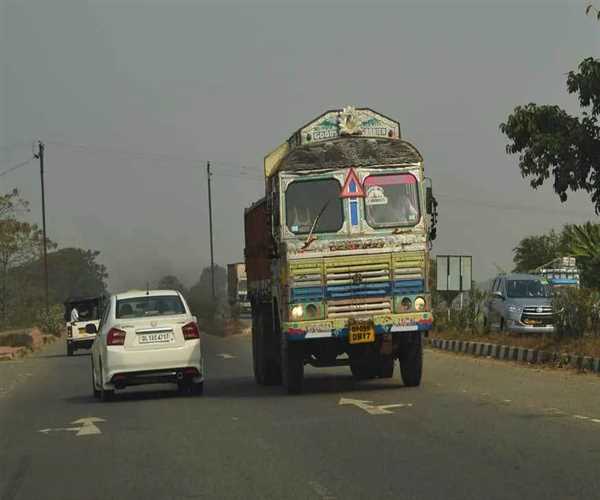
(436, 255, 472, 292)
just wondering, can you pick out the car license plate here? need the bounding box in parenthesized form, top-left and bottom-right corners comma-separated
(138, 332, 173, 344)
(348, 321, 375, 344)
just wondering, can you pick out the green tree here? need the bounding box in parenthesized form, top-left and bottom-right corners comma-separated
(187, 265, 227, 319)
(500, 58, 600, 212)
(561, 222, 600, 288)
(512, 230, 563, 273)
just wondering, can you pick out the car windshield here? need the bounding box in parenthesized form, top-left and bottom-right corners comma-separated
(506, 279, 551, 298)
(116, 296, 186, 319)
(363, 173, 420, 227)
(285, 178, 343, 234)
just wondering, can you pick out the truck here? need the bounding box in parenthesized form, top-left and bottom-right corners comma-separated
(244, 106, 438, 394)
(534, 256, 580, 289)
(227, 263, 251, 315)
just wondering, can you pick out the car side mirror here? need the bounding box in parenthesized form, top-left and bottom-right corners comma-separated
(85, 323, 98, 334)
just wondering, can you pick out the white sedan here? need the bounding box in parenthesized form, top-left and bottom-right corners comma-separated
(90, 289, 203, 401)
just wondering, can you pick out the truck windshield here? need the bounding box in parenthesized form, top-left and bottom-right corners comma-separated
(506, 280, 551, 298)
(363, 173, 420, 227)
(285, 178, 343, 234)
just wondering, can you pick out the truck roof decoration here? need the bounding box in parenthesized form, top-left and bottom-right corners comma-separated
(273, 137, 423, 174)
(264, 106, 410, 178)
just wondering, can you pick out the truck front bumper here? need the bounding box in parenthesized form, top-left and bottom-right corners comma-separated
(283, 312, 433, 341)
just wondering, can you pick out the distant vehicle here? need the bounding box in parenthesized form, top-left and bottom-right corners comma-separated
(483, 273, 555, 334)
(227, 263, 251, 315)
(245, 106, 438, 394)
(90, 289, 203, 401)
(64, 296, 105, 356)
(534, 256, 580, 289)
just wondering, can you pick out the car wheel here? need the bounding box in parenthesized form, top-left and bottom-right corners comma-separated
(67, 343, 74, 357)
(99, 362, 114, 402)
(91, 360, 100, 399)
(192, 382, 204, 396)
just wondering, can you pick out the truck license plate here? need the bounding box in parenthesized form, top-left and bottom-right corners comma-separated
(349, 322, 375, 344)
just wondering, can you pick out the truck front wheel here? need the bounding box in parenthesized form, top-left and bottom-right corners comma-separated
(252, 305, 282, 386)
(282, 340, 304, 394)
(399, 333, 423, 387)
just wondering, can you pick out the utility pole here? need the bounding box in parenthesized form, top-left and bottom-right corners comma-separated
(35, 141, 49, 313)
(207, 161, 216, 300)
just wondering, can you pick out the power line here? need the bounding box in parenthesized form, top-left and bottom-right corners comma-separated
(0, 157, 35, 177)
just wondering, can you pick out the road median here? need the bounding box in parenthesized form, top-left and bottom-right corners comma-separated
(427, 336, 600, 375)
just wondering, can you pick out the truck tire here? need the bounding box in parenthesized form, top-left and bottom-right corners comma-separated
(399, 333, 423, 387)
(350, 362, 377, 380)
(379, 356, 395, 378)
(252, 306, 282, 386)
(282, 340, 304, 394)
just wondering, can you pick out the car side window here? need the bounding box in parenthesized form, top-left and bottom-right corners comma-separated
(498, 279, 505, 295)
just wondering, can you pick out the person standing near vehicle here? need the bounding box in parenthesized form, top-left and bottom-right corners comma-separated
(70, 306, 79, 323)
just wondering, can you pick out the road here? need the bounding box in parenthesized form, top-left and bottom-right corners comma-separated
(2, 333, 600, 500)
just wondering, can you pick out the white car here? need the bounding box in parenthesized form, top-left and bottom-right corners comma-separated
(90, 289, 203, 401)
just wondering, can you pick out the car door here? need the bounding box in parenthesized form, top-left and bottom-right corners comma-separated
(94, 298, 112, 381)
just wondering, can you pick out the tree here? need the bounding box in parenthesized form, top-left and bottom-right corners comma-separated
(157, 275, 187, 295)
(561, 222, 600, 288)
(187, 265, 227, 318)
(512, 230, 563, 273)
(500, 58, 600, 213)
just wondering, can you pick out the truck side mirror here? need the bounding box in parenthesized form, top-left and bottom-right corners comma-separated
(426, 187, 434, 214)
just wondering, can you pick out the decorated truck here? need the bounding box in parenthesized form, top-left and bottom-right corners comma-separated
(244, 107, 438, 394)
(227, 262, 251, 315)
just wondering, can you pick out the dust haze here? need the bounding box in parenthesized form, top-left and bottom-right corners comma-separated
(1, 0, 598, 291)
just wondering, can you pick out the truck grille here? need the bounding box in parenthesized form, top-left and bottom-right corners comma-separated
(324, 255, 391, 299)
(327, 297, 393, 318)
(521, 306, 553, 326)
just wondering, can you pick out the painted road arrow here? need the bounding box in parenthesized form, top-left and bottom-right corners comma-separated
(338, 397, 413, 415)
(39, 417, 105, 436)
(217, 353, 236, 359)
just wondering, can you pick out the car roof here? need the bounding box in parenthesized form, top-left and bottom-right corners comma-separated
(113, 289, 181, 300)
(497, 273, 543, 280)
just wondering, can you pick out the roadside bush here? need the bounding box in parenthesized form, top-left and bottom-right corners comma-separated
(433, 287, 487, 335)
(553, 288, 600, 338)
(0, 332, 32, 349)
(35, 304, 64, 336)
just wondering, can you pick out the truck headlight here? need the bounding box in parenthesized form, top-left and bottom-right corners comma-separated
(507, 305, 523, 314)
(400, 297, 412, 312)
(291, 305, 304, 320)
(414, 297, 426, 311)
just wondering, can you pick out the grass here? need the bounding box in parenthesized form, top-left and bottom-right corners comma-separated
(433, 329, 600, 358)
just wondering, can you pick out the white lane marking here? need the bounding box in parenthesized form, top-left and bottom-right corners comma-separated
(338, 397, 413, 415)
(39, 417, 105, 436)
(308, 481, 337, 500)
(217, 353, 236, 359)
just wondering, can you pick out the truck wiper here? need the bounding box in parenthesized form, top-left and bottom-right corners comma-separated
(302, 197, 336, 249)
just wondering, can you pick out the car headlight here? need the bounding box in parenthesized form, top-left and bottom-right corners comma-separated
(507, 304, 523, 314)
(414, 297, 426, 311)
(291, 305, 304, 320)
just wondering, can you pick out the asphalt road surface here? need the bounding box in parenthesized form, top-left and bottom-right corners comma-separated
(2, 333, 600, 500)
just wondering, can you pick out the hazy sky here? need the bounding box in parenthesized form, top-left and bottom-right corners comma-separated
(1, 0, 599, 291)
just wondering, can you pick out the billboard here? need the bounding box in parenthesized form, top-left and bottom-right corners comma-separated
(436, 255, 472, 292)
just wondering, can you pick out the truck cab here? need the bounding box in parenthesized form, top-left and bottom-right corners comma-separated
(245, 107, 438, 393)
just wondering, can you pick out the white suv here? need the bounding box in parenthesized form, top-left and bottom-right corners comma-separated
(90, 290, 203, 401)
